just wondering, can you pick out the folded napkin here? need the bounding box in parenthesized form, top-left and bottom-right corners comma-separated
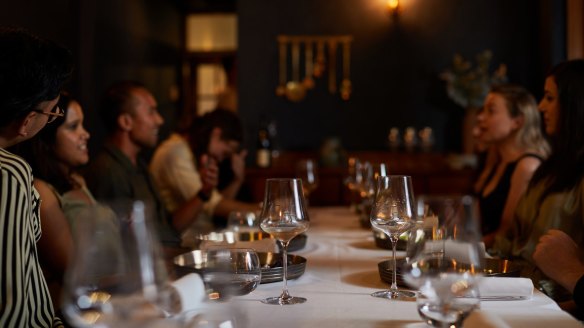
(478, 277, 533, 299)
(170, 273, 207, 312)
(199, 238, 278, 253)
(464, 310, 511, 328)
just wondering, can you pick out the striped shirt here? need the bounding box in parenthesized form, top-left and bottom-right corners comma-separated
(0, 148, 61, 327)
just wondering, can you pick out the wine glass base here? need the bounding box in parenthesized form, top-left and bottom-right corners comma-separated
(371, 289, 416, 300)
(261, 296, 307, 305)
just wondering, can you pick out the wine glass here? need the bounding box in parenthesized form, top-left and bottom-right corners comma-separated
(226, 211, 259, 232)
(62, 201, 173, 327)
(403, 195, 484, 328)
(296, 159, 319, 199)
(202, 247, 261, 301)
(369, 175, 416, 299)
(259, 178, 310, 305)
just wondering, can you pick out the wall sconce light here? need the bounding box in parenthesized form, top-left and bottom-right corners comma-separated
(387, 0, 399, 17)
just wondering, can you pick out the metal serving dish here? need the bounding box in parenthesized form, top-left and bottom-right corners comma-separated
(377, 258, 521, 287)
(174, 250, 307, 284)
(188, 231, 307, 252)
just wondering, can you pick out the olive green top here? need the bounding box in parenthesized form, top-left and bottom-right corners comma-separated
(494, 178, 584, 301)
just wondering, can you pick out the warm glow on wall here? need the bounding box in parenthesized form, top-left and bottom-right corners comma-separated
(387, 0, 399, 15)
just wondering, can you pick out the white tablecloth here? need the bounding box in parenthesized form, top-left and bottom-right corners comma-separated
(231, 207, 581, 328)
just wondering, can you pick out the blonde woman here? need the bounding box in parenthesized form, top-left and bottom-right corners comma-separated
(473, 84, 550, 248)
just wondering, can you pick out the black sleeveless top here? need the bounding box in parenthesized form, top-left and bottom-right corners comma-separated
(477, 153, 544, 235)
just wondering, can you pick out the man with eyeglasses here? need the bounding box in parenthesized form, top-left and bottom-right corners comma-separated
(0, 27, 73, 327)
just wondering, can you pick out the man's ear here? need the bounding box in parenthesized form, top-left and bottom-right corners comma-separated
(17, 111, 38, 137)
(118, 113, 133, 132)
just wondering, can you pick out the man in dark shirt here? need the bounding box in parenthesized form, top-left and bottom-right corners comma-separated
(86, 81, 217, 249)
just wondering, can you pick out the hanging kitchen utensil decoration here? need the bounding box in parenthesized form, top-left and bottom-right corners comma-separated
(313, 40, 326, 78)
(276, 38, 287, 97)
(327, 40, 338, 94)
(275, 35, 352, 102)
(285, 41, 307, 102)
(340, 39, 352, 101)
(303, 41, 315, 90)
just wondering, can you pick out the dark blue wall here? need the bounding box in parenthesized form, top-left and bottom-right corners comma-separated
(237, 0, 564, 154)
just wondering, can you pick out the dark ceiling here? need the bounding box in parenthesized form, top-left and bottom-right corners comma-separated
(178, 0, 236, 13)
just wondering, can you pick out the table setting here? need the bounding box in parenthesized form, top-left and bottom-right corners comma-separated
(61, 176, 583, 328)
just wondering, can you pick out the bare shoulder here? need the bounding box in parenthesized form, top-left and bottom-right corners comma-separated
(513, 155, 543, 181)
(33, 179, 58, 200)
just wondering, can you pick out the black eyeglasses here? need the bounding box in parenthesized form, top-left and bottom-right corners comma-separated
(33, 105, 64, 123)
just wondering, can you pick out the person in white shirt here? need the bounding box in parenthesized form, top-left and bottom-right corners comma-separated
(150, 109, 258, 233)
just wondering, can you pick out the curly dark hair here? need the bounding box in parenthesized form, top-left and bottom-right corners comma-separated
(187, 108, 243, 158)
(11, 92, 75, 194)
(0, 27, 73, 128)
(531, 59, 584, 196)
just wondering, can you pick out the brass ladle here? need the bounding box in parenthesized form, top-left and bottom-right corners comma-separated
(328, 40, 337, 94)
(340, 39, 352, 100)
(275, 39, 287, 97)
(313, 40, 326, 78)
(302, 41, 315, 89)
(285, 41, 306, 102)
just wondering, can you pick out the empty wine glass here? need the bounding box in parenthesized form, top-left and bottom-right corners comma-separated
(202, 248, 261, 301)
(259, 178, 310, 305)
(296, 159, 319, 199)
(226, 211, 258, 232)
(369, 175, 416, 300)
(403, 195, 484, 328)
(62, 201, 172, 327)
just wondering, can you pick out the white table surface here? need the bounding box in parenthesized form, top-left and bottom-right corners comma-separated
(230, 206, 582, 328)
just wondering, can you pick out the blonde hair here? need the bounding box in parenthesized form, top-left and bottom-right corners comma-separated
(491, 84, 550, 157)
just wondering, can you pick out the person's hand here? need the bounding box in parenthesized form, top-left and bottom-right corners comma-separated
(199, 154, 218, 196)
(533, 229, 584, 293)
(230, 149, 248, 182)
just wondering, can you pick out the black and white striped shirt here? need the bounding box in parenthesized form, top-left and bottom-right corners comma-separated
(0, 148, 61, 327)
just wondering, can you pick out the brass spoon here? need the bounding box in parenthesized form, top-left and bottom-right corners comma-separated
(313, 40, 326, 78)
(285, 41, 306, 102)
(328, 40, 337, 94)
(302, 41, 315, 89)
(340, 39, 352, 100)
(275, 38, 287, 97)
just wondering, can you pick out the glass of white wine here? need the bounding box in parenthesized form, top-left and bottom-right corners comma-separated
(369, 175, 416, 300)
(259, 178, 310, 305)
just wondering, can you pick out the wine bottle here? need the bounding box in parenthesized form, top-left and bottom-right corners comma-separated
(256, 124, 272, 168)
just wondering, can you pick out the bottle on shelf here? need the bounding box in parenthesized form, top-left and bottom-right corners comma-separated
(256, 124, 272, 168)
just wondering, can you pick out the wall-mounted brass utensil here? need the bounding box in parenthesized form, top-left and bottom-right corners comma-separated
(285, 41, 306, 102)
(313, 40, 326, 78)
(302, 42, 315, 89)
(340, 39, 352, 100)
(327, 40, 337, 94)
(276, 40, 287, 97)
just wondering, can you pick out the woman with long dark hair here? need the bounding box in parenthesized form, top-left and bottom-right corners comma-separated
(495, 60, 584, 304)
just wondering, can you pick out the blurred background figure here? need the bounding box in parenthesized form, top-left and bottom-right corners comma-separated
(473, 84, 549, 249)
(150, 108, 258, 234)
(533, 229, 584, 319)
(0, 26, 72, 327)
(494, 60, 584, 306)
(11, 92, 92, 312)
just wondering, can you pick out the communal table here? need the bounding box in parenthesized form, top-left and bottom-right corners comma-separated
(232, 206, 582, 328)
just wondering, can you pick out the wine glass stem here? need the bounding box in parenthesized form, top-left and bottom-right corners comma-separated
(280, 240, 291, 300)
(390, 235, 399, 294)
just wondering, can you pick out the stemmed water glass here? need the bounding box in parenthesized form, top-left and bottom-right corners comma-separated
(296, 159, 319, 199)
(403, 195, 484, 328)
(62, 201, 173, 327)
(259, 178, 310, 305)
(369, 175, 416, 299)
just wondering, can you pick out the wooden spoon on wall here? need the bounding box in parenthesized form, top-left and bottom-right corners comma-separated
(340, 39, 352, 100)
(302, 41, 315, 89)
